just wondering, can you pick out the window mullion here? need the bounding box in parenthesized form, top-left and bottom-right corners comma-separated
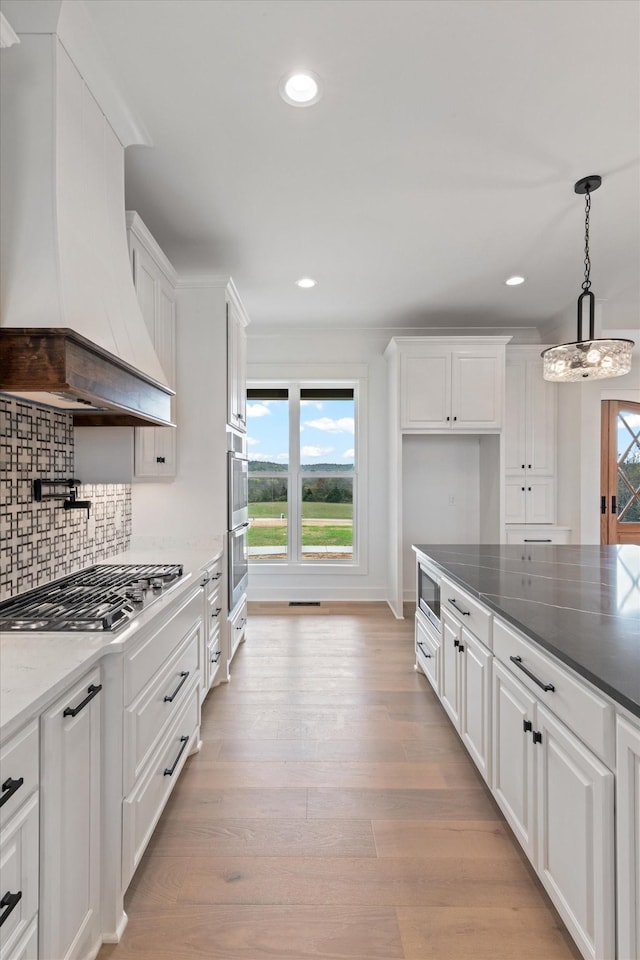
(289, 384, 301, 562)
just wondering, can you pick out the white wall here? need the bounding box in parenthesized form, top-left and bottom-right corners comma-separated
(401, 434, 481, 597)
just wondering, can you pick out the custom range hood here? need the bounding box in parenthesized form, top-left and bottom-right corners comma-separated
(0, 0, 174, 427)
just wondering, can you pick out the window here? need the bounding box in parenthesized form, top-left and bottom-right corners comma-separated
(247, 383, 356, 564)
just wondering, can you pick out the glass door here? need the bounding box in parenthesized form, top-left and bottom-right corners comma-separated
(601, 400, 640, 544)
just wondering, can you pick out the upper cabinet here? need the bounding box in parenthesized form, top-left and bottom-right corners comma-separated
(227, 294, 248, 433)
(387, 338, 509, 433)
(127, 213, 178, 480)
(504, 348, 557, 524)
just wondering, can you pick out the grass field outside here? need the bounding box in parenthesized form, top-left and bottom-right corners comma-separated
(248, 524, 353, 548)
(249, 501, 353, 520)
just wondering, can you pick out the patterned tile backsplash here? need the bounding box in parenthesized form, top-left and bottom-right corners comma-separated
(0, 398, 132, 600)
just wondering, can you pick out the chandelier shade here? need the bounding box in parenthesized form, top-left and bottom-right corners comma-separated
(541, 176, 634, 382)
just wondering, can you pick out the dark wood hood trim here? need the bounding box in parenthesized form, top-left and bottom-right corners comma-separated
(0, 329, 175, 427)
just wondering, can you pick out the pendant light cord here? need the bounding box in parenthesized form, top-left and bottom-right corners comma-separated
(582, 188, 591, 292)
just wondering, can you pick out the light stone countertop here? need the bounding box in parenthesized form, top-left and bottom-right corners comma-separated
(0, 538, 224, 742)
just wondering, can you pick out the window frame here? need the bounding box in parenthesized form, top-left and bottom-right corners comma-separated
(247, 378, 364, 571)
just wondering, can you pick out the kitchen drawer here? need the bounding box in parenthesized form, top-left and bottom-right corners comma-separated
(415, 611, 440, 695)
(207, 584, 223, 640)
(441, 576, 492, 649)
(202, 558, 223, 590)
(0, 795, 38, 960)
(124, 622, 201, 791)
(207, 635, 222, 690)
(122, 686, 200, 890)
(505, 526, 571, 545)
(125, 588, 202, 704)
(493, 617, 615, 767)
(229, 596, 247, 663)
(2, 916, 37, 960)
(0, 724, 38, 832)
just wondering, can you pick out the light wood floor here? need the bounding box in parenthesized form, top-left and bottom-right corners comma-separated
(99, 602, 581, 960)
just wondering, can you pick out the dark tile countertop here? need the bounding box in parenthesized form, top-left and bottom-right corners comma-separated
(413, 544, 640, 718)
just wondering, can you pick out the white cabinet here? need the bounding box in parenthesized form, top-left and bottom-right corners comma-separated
(128, 212, 178, 479)
(397, 341, 506, 432)
(440, 608, 492, 783)
(504, 348, 557, 525)
(39, 668, 102, 960)
(616, 715, 640, 960)
(504, 525, 571, 545)
(0, 722, 39, 960)
(228, 594, 247, 665)
(201, 556, 224, 695)
(491, 639, 615, 960)
(415, 610, 441, 696)
(227, 298, 247, 433)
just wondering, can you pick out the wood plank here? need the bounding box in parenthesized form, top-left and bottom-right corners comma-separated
(306, 787, 502, 821)
(372, 820, 521, 860)
(396, 906, 582, 959)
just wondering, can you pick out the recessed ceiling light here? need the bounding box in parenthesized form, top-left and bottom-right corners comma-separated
(279, 71, 321, 107)
(505, 275, 526, 286)
(295, 278, 317, 288)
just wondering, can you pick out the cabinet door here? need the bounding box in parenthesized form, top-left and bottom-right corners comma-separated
(39, 668, 102, 960)
(525, 360, 556, 477)
(415, 613, 440, 696)
(227, 301, 247, 432)
(451, 350, 503, 430)
(504, 479, 527, 524)
(440, 611, 461, 729)
(400, 352, 450, 429)
(491, 660, 537, 863)
(616, 716, 640, 960)
(459, 628, 492, 784)
(504, 357, 527, 477)
(526, 478, 555, 523)
(535, 704, 615, 960)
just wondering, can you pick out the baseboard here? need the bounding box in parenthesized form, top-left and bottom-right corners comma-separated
(247, 585, 388, 603)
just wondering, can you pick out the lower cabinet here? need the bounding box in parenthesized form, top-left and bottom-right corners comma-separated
(616, 716, 640, 960)
(414, 612, 440, 695)
(39, 667, 102, 960)
(229, 596, 247, 666)
(492, 660, 615, 960)
(440, 610, 492, 783)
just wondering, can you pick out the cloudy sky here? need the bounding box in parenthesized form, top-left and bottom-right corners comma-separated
(247, 398, 354, 466)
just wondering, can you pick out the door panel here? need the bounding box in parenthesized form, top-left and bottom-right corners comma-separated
(601, 400, 640, 544)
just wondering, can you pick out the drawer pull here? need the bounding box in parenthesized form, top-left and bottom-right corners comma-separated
(164, 671, 190, 703)
(210, 572, 222, 581)
(523, 539, 552, 543)
(63, 683, 102, 718)
(210, 651, 221, 664)
(416, 641, 431, 659)
(457, 643, 465, 653)
(510, 656, 555, 693)
(164, 735, 189, 776)
(236, 618, 247, 630)
(532, 730, 543, 744)
(448, 598, 470, 616)
(0, 776, 24, 808)
(0, 890, 22, 927)
(211, 607, 222, 618)
(523, 719, 532, 734)
(453, 638, 459, 647)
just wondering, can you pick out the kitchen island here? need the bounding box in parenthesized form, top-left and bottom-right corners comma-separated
(413, 543, 640, 960)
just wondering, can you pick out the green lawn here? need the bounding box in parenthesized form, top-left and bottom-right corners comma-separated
(248, 524, 353, 548)
(249, 501, 352, 520)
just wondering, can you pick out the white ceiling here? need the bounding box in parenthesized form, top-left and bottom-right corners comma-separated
(86, 0, 639, 332)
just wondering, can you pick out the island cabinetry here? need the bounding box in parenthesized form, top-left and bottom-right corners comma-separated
(492, 618, 615, 960)
(122, 587, 202, 889)
(414, 611, 440, 695)
(201, 557, 224, 694)
(0, 723, 39, 960)
(616, 715, 640, 960)
(39, 668, 102, 960)
(395, 340, 506, 432)
(504, 348, 557, 525)
(440, 609, 492, 784)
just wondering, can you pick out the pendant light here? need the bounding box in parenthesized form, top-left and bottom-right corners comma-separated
(541, 176, 634, 382)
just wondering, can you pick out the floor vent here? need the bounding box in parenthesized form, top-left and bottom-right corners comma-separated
(288, 601, 321, 606)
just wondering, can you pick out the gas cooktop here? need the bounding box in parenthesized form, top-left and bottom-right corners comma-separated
(0, 563, 184, 632)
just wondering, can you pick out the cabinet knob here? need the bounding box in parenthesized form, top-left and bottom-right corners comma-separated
(446, 416, 450, 421)
(521, 464, 525, 469)
(528, 487, 532, 492)
(453, 415, 457, 422)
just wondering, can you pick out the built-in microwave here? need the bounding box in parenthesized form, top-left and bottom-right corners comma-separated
(417, 561, 441, 631)
(228, 452, 249, 530)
